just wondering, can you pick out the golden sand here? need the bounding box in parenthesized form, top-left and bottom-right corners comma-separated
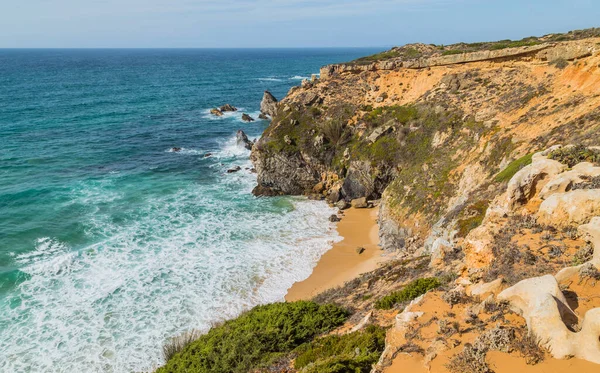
(285, 207, 382, 301)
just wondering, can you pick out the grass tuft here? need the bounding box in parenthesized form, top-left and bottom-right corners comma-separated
(374, 278, 441, 310)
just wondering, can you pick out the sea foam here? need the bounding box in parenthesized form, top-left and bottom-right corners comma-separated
(0, 136, 340, 373)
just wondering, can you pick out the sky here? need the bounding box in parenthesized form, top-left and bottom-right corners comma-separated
(1, 0, 599, 48)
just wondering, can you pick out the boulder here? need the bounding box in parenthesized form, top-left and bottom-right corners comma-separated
(236, 130, 254, 150)
(539, 162, 600, 200)
(366, 124, 394, 144)
(329, 214, 341, 222)
(351, 197, 368, 208)
(498, 274, 600, 363)
(210, 108, 223, 117)
(241, 113, 255, 122)
(260, 91, 278, 118)
(227, 166, 241, 173)
(220, 104, 237, 112)
(537, 189, 600, 228)
(336, 200, 350, 210)
(504, 157, 567, 210)
(258, 113, 269, 120)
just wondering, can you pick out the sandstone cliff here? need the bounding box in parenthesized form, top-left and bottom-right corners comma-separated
(249, 29, 600, 371)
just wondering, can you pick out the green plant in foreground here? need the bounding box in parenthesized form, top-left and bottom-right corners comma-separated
(156, 301, 348, 373)
(374, 277, 441, 310)
(294, 325, 387, 373)
(494, 153, 533, 183)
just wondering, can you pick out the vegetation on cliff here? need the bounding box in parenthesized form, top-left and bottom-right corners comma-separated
(156, 302, 348, 373)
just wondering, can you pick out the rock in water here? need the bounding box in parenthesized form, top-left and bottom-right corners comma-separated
(171, 147, 182, 152)
(227, 166, 241, 173)
(220, 104, 237, 112)
(210, 108, 223, 116)
(258, 113, 269, 120)
(241, 113, 255, 122)
(329, 214, 341, 222)
(236, 130, 254, 150)
(260, 91, 278, 118)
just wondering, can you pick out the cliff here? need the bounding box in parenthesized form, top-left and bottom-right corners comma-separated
(156, 29, 600, 373)
(248, 29, 600, 371)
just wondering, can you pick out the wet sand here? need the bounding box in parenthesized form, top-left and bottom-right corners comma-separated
(285, 207, 382, 301)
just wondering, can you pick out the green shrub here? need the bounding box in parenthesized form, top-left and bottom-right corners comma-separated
(456, 201, 489, 238)
(374, 278, 441, 310)
(550, 58, 569, 69)
(294, 325, 387, 373)
(156, 301, 348, 373)
(548, 145, 600, 167)
(494, 153, 533, 183)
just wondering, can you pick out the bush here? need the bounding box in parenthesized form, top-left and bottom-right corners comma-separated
(550, 58, 569, 69)
(456, 201, 489, 238)
(494, 153, 533, 182)
(548, 145, 600, 167)
(374, 278, 441, 310)
(294, 325, 387, 373)
(156, 301, 348, 373)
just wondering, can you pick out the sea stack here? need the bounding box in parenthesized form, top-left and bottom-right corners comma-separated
(260, 91, 278, 119)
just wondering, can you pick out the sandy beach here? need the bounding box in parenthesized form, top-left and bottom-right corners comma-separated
(285, 206, 383, 301)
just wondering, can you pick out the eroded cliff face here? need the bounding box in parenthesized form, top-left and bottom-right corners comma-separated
(251, 37, 600, 255)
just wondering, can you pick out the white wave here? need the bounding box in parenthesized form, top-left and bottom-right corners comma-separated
(0, 136, 339, 373)
(165, 147, 205, 155)
(290, 75, 308, 80)
(257, 77, 283, 82)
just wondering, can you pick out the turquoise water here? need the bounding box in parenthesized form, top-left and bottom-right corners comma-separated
(0, 48, 380, 372)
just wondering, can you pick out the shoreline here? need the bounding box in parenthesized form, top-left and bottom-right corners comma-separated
(285, 206, 383, 302)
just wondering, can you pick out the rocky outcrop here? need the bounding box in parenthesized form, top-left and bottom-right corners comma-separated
(260, 91, 278, 118)
(537, 189, 600, 228)
(320, 39, 599, 79)
(220, 104, 237, 112)
(241, 113, 255, 122)
(498, 274, 600, 363)
(504, 156, 566, 211)
(210, 108, 223, 116)
(236, 130, 254, 150)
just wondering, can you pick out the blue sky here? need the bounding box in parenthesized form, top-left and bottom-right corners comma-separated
(1, 0, 599, 48)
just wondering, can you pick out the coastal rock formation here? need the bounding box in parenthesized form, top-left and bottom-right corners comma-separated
(260, 91, 278, 118)
(498, 274, 600, 364)
(241, 113, 255, 122)
(220, 104, 237, 112)
(210, 108, 223, 116)
(236, 130, 254, 150)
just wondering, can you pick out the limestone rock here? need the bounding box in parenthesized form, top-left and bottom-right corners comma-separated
(537, 189, 600, 228)
(505, 157, 566, 210)
(466, 278, 504, 297)
(351, 197, 368, 208)
(366, 124, 394, 144)
(260, 91, 278, 118)
(498, 274, 600, 363)
(539, 162, 600, 200)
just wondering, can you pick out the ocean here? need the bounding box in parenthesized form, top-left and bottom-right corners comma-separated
(0, 48, 381, 372)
